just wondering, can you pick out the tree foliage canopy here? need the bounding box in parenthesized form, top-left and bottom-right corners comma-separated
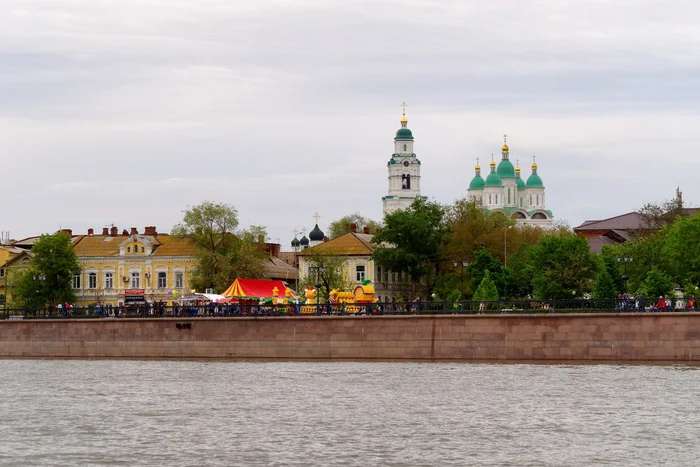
(14, 231, 80, 307)
(327, 213, 381, 239)
(172, 201, 268, 293)
(371, 199, 449, 295)
(526, 234, 598, 299)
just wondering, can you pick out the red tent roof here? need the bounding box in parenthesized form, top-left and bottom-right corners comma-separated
(221, 278, 296, 299)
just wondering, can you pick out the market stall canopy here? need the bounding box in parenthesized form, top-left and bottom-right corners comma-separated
(221, 279, 297, 300)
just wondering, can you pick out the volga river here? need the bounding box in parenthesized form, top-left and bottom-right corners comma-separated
(1, 361, 699, 466)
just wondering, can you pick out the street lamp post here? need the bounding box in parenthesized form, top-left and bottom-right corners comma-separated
(504, 225, 513, 268)
(617, 255, 633, 294)
(453, 260, 468, 299)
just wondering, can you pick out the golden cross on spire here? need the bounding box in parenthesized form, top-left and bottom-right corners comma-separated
(292, 228, 301, 238)
(401, 102, 407, 118)
(313, 212, 321, 224)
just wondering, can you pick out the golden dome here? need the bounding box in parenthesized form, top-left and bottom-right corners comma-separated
(502, 143, 509, 153)
(489, 159, 496, 168)
(475, 164, 481, 171)
(515, 165, 521, 173)
(400, 116, 408, 125)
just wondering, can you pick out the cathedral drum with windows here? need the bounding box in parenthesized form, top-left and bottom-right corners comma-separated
(467, 136, 553, 226)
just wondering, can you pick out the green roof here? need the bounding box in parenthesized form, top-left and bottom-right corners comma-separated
(484, 171, 502, 187)
(526, 173, 544, 188)
(469, 175, 485, 190)
(395, 128, 414, 140)
(496, 159, 515, 178)
(516, 175, 526, 190)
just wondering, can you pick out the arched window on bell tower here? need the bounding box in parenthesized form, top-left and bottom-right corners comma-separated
(402, 174, 411, 189)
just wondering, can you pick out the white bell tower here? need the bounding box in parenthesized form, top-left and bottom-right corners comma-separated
(382, 103, 427, 217)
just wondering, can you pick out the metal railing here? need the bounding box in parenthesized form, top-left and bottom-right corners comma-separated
(1, 298, 697, 319)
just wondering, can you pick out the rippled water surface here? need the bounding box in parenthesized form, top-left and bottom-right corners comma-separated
(1, 361, 700, 466)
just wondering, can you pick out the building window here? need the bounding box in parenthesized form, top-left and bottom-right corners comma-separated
(403, 144, 407, 151)
(72, 274, 81, 289)
(175, 272, 184, 288)
(507, 188, 511, 204)
(105, 272, 113, 289)
(131, 272, 140, 289)
(158, 272, 167, 288)
(377, 266, 381, 282)
(141, 246, 145, 253)
(489, 194, 492, 204)
(529, 195, 532, 205)
(383, 270, 389, 283)
(88, 272, 97, 289)
(0, 269, 3, 277)
(356, 265, 366, 282)
(537, 195, 540, 206)
(391, 272, 396, 283)
(127, 247, 131, 253)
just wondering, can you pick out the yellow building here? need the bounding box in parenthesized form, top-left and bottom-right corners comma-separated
(297, 230, 410, 302)
(0, 244, 26, 306)
(9, 226, 198, 307)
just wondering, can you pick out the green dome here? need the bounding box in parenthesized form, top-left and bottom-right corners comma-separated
(496, 159, 515, 178)
(469, 175, 485, 190)
(516, 175, 526, 191)
(526, 173, 543, 188)
(484, 171, 502, 187)
(395, 128, 414, 140)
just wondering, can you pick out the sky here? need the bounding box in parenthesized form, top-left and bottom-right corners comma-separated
(2, 0, 700, 249)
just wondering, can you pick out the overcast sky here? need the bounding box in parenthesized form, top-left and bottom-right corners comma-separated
(2, 0, 699, 248)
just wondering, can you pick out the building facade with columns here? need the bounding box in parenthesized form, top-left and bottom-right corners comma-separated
(382, 107, 427, 217)
(468, 138, 553, 226)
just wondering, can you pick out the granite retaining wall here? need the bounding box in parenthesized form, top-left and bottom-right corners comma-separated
(1, 313, 700, 361)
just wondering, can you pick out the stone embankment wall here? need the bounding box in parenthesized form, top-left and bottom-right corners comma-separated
(1, 313, 700, 361)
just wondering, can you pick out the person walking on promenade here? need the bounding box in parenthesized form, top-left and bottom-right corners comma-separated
(686, 296, 696, 311)
(657, 296, 667, 312)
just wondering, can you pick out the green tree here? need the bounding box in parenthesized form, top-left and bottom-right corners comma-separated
(372, 199, 450, 296)
(592, 267, 617, 299)
(298, 250, 350, 301)
(14, 231, 80, 307)
(662, 212, 700, 286)
(526, 234, 598, 299)
(172, 201, 268, 292)
(468, 249, 506, 298)
(327, 213, 381, 239)
(473, 270, 499, 301)
(637, 267, 674, 299)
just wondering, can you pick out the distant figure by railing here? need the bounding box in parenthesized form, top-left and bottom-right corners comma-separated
(1, 297, 698, 320)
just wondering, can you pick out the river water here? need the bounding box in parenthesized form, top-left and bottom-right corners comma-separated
(1, 361, 699, 466)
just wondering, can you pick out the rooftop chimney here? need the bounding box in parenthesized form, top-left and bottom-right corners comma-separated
(350, 223, 357, 233)
(88, 228, 94, 236)
(144, 226, 157, 236)
(61, 229, 72, 236)
(363, 226, 370, 234)
(110, 226, 118, 236)
(102, 227, 109, 236)
(122, 229, 129, 236)
(130, 227, 138, 235)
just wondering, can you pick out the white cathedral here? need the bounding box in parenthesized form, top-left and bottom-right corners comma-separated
(381, 108, 553, 226)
